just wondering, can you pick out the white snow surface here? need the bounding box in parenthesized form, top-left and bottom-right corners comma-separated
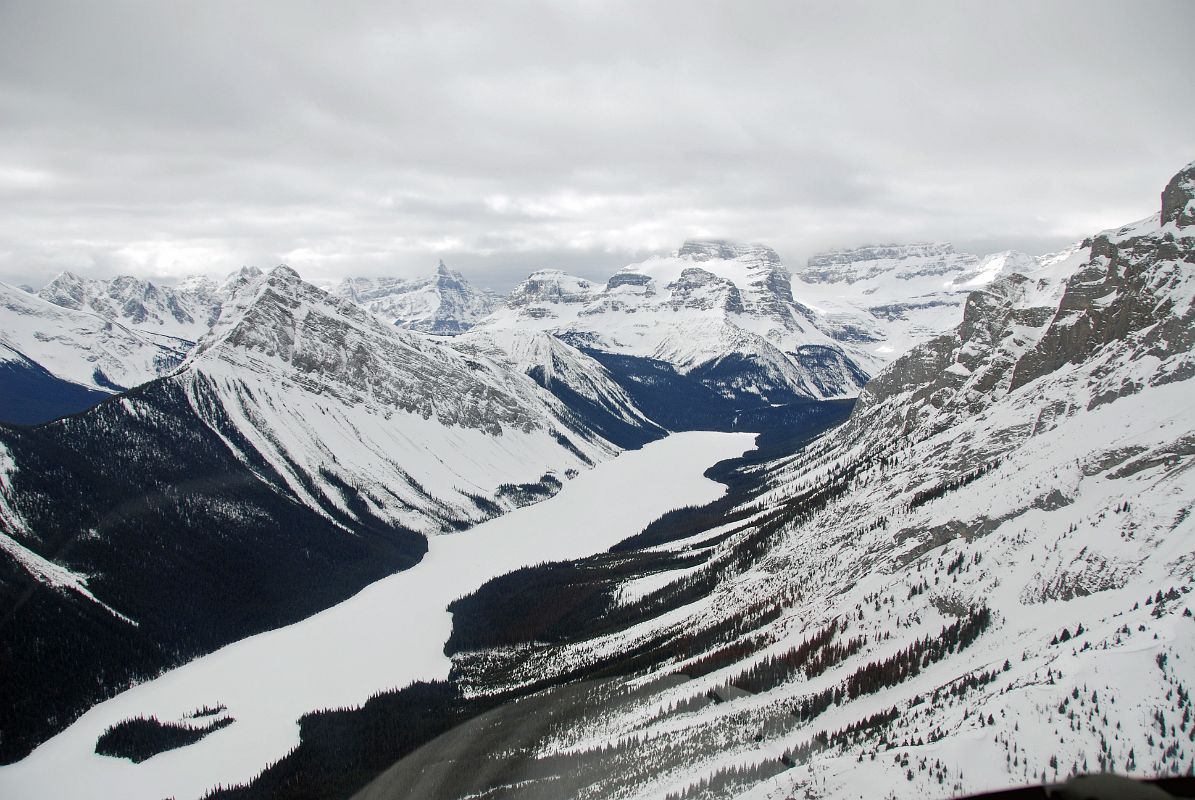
(0, 431, 754, 800)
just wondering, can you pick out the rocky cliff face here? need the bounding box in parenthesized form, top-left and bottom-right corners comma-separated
(801, 242, 975, 284)
(795, 242, 1045, 375)
(1162, 162, 1195, 227)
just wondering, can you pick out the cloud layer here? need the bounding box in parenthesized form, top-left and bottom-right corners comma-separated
(1, 0, 1192, 290)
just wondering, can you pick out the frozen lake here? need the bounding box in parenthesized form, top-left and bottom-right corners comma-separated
(0, 431, 753, 800)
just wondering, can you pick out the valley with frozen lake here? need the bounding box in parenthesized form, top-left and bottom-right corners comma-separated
(0, 432, 754, 800)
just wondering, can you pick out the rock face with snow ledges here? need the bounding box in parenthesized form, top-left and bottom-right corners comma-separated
(335, 261, 501, 335)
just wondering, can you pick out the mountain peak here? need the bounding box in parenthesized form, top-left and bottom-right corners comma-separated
(1161, 161, 1195, 227)
(268, 264, 300, 282)
(436, 259, 452, 277)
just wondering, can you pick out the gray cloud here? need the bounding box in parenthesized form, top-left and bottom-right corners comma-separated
(0, 0, 1192, 292)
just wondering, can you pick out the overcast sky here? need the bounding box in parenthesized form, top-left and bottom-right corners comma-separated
(0, 0, 1192, 292)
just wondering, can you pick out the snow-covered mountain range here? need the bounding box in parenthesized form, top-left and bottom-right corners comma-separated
(14, 240, 1039, 430)
(0, 265, 659, 762)
(37, 268, 264, 343)
(1, 160, 1192, 800)
(106, 160, 1188, 800)
(477, 241, 870, 406)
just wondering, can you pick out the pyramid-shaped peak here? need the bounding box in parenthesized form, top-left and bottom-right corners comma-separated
(268, 264, 299, 281)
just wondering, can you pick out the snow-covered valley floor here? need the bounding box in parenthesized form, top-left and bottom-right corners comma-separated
(0, 431, 755, 800)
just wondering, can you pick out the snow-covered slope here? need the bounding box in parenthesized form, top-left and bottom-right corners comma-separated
(794, 242, 1043, 370)
(0, 280, 187, 400)
(477, 241, 869, 404)
(451, 327, 667, 448)
(292, 161, 1195, 800)
(0, 265, 659, 762)
(334, 260, 501, 335)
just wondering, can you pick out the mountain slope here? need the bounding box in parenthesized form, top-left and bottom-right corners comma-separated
(0, 266, 648, 762)
(335, 261, 501, 335)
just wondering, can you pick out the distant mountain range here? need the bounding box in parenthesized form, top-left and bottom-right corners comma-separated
(8, 235, 1047, 431)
